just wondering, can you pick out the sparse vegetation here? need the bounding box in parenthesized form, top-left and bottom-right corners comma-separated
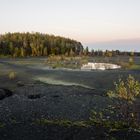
(107, 75, 140, 128)
(89, 75, 140, 131)
(35, 119, 89, 128)
(46, 55, 88, 69)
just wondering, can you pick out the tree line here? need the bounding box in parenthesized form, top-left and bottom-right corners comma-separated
(0, 32, 139, 58)
(0, 32, 83, 57)
(89, 49, 140, 57)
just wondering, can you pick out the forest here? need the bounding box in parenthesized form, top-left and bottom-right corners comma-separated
(0, 32, 83, 57)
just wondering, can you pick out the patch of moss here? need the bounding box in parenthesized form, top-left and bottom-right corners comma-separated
(35, 119, 89, 128)
(0, 122, 5, 128)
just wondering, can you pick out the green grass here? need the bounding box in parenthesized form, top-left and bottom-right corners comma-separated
(0, 122, 5, 128)
(34, 116, 140, 131)
(129, 64, 140, 70)
(35, 119, 90, 128)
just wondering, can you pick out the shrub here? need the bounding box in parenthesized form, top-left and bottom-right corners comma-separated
(107, 75, 140, 102)
(90, 75, 140, 131)
(107, 75, 140, 128)
(129, 57, 134, 66)
(8, 71, 16, 80)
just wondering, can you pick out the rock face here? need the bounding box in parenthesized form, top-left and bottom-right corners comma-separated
(81, 63, 121, 70)
(0, 88, 13, 100)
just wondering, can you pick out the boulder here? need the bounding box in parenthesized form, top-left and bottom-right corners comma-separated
(17, 81, 25, 87)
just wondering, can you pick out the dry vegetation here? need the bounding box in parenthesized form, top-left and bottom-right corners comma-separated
(45, 55, 88, 69)
(8, 71, 17, 80)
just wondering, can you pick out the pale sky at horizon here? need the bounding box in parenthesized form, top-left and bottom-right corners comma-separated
(0, 0, 140, 51)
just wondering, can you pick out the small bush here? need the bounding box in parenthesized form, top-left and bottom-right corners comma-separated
(129, 57, 134, 66)
(107, 75, 140, 102)
(90, 76, 140, 131)
(107, 75, 140, 128)
(8, 71, 16, 80)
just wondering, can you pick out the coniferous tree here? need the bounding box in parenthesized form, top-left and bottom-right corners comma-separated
(0, 32, 83, 57)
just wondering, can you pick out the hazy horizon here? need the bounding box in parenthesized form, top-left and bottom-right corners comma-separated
(85, 38, 140, 52)
(0, 0, 140, 51)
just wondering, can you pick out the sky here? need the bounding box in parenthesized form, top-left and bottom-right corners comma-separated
(0, 0, 140, 51)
